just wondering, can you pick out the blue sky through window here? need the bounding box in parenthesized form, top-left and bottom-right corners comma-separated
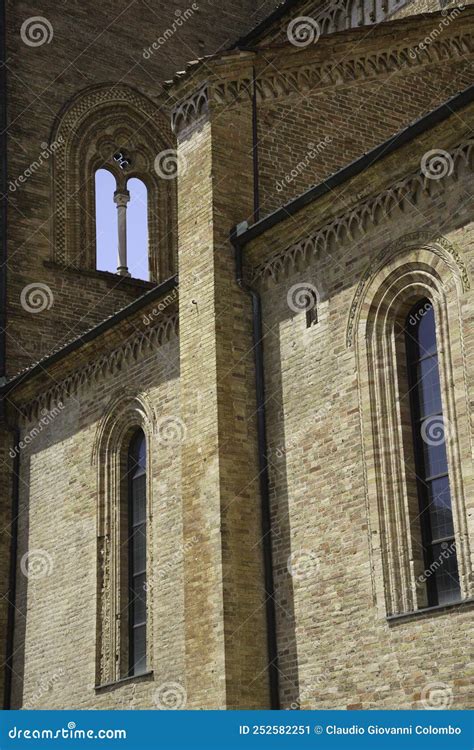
(127, 177, 149, 281)
(95, 170, 149, 280)
(95, 168, 117, 274)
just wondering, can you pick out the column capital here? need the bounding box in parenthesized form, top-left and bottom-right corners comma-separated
(113, 190, 130, 207)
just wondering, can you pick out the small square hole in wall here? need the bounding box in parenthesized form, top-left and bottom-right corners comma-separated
(305, 289, 319, 328)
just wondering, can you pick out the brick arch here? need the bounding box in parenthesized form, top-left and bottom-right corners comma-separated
(354, 251, 473, 617)
(346, 232, 470, 348)
(92, 392, 157, 686)
(50, 84, 177, 281)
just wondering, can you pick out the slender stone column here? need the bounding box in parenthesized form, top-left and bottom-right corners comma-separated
(114, 190, 130, 277)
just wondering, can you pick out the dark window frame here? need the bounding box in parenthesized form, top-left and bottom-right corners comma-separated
(127, 429, 147, 677)
(405, 299, 460, 607)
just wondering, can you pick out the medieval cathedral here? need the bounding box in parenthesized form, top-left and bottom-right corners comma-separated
(0, 0, 473, 711)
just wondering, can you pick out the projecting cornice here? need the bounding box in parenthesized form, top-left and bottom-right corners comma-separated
(15, 312, 179, 423)
(170, 18, 473, 133)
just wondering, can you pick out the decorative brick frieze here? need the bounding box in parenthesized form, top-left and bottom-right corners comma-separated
(15, 313, 178, 423)
(171, 83, 210, 134)
(250, 138, 474, 288)
(171, 28, 472, 133)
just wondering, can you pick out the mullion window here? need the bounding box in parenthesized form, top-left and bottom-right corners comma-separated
(405, 300, 460, 607)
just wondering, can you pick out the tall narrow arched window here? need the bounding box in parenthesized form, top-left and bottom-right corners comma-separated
(126, 178, 149, 281)
(95, 169, 118, 274)
(404, 299, 461, 607)
(127, 429, 147, 676)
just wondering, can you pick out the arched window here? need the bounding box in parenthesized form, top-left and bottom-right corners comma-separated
(95, 169, 118, 274)
(127, 429, 147, 676)
(353, 244, 472, 618)
(404, 300, 460, 606)
(50, 84, 177, 281)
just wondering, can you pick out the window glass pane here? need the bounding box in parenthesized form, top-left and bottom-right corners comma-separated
(431, 541, 461, 605)
(132, 475, 146, 525)
(426, 477, 454, 541)
(130, 433, 146, 471)
(420, 433, 448, 480)
(131, 573, 146, 623)
(128, 429, 147, 676)
(132, 625, 147, 675)
(405, 299, 460, 608)
(416, 357, 442, 418)
(132, 525, 146, 572)
(416, 304, 437, 356)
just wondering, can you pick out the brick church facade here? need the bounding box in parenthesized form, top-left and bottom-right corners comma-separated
(0, 0, 473, 710)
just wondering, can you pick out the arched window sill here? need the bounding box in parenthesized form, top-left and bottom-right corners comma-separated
(94, 670, 154, 693)
(44, 261, 155, 291)
(387, 597, 474, 625)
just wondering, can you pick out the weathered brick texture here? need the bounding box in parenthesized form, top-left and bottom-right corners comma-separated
(1, 0, 473, 712)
